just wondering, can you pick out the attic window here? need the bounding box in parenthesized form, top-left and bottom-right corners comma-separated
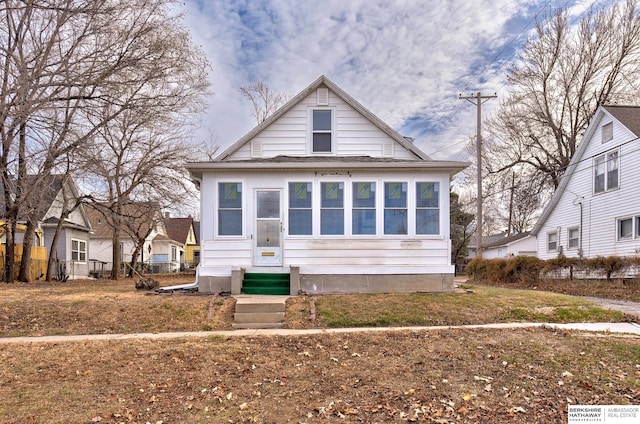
(602, 122, 613, 142)
(312, 109, 333, 153)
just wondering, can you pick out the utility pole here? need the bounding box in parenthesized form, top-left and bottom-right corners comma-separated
(459, 91, 496, 259)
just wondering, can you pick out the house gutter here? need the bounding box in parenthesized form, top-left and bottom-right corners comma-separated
(186, 160, 470, 179)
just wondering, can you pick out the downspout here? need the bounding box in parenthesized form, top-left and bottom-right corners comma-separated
(573, 196, 584, 258)
(579, 201, 583, 258)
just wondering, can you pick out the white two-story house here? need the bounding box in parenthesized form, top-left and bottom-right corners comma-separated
(532, 105, 640, 259)
(187, 75, 469, 295)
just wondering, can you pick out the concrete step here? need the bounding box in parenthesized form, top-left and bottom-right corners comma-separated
(232, 295, 289, 329)
(232, 322, 284, 329)
(235, 302, 285, 313)
(233, 312, 285, 323)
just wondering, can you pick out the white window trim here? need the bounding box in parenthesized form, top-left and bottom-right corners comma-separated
(616, 215, 636, 242)
(594, 149, 620, 194)
(216, 181, 245, 239)
(308, 107, 336, 155)
(567, 226, 579, 250)
(601, 121, 613, 143)
(285, 178, 445, 239)
(71, 238, 87, 263)
(547, 231, 558, 253)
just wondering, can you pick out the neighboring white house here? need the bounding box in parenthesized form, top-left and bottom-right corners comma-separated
(481, 232, 537, 259)
(86, 205, 183, 275)
(532, 105, 640, 260)
(186, 75, 469, 295)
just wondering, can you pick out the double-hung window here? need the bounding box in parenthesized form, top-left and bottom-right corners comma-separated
(416, 182, 439, 235)
(218, 183, 242, 236)
(384, 182, 407, 235)
(547, 231, 557, 252)
(321, 182, 344, 235)
(352, 182, 376, 235)
(618, 217, 633, 241)
(594, 150, 619, 193)
(288, 182, 312, 235)
(312, 109, 333, 153)
(71, 239, 86, 262)
(567, 227, 579, 250)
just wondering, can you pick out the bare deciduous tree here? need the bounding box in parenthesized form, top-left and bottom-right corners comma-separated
(486, 0, 640, 191)
(239, 80, 288, 124)
(0, 0, 210, 281)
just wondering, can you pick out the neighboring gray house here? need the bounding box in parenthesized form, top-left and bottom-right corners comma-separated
(25, 175, 93, 280)
(532, 105, 640, 259)
(186, 75, 469, 295)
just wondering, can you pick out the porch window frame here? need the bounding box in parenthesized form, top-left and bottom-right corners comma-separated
(287, 182, 313, 236)
(217, 182, 243, 237)
(383, 181, 408, 235)
(415, 181, 440, 235)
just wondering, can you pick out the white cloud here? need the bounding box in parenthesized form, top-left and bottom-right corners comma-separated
(180, 0, 572, 160)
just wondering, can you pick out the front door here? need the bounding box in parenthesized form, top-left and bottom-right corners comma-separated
(253, 190, 283, 266)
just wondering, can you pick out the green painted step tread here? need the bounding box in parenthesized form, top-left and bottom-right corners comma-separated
(241, 287, 290, 295)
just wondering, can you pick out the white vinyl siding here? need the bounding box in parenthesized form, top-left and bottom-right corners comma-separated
(536, 108, 640, 260)
(228, 90, 417, 160)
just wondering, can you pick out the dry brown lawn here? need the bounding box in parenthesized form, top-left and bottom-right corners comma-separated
(0, 275, 639, 423)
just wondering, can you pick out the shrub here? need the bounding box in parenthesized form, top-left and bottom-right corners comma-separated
(465, 255, 638, 284)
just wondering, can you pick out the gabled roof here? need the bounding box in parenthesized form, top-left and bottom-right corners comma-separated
(217, 75, 430, 161)
(1, 174, 91, 230)
(483, 232, 532, 249)
(531, 105, 640, 235)
(86, 202, 161, 240)
(164, 217, 195, 245)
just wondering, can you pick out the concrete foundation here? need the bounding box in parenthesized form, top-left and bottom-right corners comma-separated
(197, 275, 231, 294)
(300, 273, 453, 294)
(197, 270, 453, 294)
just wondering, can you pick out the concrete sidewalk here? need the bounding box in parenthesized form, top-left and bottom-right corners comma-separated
(1, 322, 639, 344)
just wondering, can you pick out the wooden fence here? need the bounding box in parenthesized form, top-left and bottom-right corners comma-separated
(0, 245, 48, 281)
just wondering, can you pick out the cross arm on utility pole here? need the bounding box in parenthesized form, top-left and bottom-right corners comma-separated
(458, 92, 497, 259)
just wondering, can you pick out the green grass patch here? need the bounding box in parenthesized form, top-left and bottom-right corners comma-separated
(313, 285, 629, 328)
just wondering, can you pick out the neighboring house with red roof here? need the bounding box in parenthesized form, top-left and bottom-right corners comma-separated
(532, 105, 640, 259)
(186, 75, 469, 295)
(164, 214, 199, 270)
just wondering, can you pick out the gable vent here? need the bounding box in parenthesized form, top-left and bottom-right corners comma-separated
(251, 140, 263, 158)
(383, 140, 394, 157)
(316, 88, 329, 106)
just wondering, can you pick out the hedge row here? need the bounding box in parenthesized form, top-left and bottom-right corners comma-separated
(465, 255, 640, 284)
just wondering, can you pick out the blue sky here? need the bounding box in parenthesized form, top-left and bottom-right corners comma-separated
(180, 0, 599, 161)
